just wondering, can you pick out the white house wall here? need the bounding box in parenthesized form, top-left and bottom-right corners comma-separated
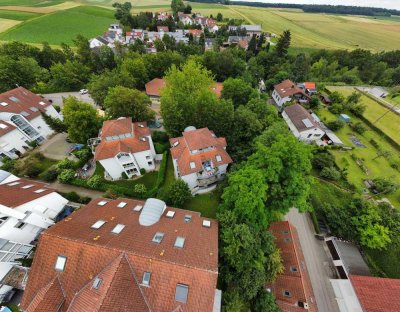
(330, 279, 363, 312)
(45, 105, 63, 121)
(282, 111, 325, 143)
(282, 112, 301, 138)
(29, 116, 54, 138)
(181, 173, 198, 190)
(100, 158, 124, 180)
(133, 150, 155, 172)
(0, 129, 30, 155)
(272, 90, 291, 108)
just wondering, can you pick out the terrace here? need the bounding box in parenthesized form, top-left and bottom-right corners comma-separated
(197, 160, 218, 180)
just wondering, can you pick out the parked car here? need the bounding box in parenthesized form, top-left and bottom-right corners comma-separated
(79, 89, 88, 95)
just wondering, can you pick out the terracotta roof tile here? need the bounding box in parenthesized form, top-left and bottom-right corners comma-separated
(304, 82, 316, 90)
(0, 87, 50, 121)
(350, 275, 400, 312)
(0, 120, 16, 137)
(145, 78, 166, 97)
(283, 104, 321, 133)
(94, 119, 151, 161)
(25, 276, 65, 312)
(170, 128, 232, 176)
(0, 178, 55, 207)
(268, 221, 317, 312)
(274, 80, 308, 99)
(21, 198, 219, 312)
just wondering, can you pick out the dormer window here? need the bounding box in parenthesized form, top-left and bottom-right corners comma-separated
(92, 277, 102, 289)
(142, 272, 151, 286)
(184, 215, 192, 223)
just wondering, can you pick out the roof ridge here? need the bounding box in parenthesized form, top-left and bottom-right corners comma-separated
(43, 233, 218, 274)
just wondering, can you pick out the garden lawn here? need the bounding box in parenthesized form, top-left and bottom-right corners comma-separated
(183, 192, 219, 219)
(328, 86, 400, 146)
(364, 246, 400, 278)
(316, 107, 400, 209)
(0, 5, 116, 45)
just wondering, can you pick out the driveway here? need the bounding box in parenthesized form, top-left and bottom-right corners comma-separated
(39, 133, 75, 160)
(42, 92, 96, 108)
(285, 208, 339, 312)
(50, 181, 104, 199)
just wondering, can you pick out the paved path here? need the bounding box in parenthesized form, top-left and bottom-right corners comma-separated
(286, 208, 339, 312)
(50, 181, 105, 199)
(38, 133, 75, 160)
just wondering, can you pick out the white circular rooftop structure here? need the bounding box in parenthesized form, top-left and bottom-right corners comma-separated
(139, 198, 167, 226)
(184, 126, 196, 132)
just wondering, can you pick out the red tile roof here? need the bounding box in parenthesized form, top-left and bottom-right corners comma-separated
(145, 78, 167, 97)
(0, 87, 51, 121)
(187, 29, 204, 37)
(0, 178, 55, 207)
(274, 80, 308, 99)
(268, 221, 317, 312)
(304, 82, 316, 90)
(170, 128, 231, 176)
(0, 120, 16, 137)
(157, 26, 169, 32)
(21, 198, 219, 312)
(145, 78, 223, 98)
(94, 119, 151, 161)
(350, 275, 400, 312)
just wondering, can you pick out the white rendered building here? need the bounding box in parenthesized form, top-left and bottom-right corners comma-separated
(282, 104, 325, 144)
(91, 118, 156, 180)
(0, 174, 68, 301)
(272, 79, 309, 110)
(0, 87, 62, 165)
(170, 127, 232, 194)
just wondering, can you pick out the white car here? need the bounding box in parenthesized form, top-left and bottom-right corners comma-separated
(79, 89, 88, 95)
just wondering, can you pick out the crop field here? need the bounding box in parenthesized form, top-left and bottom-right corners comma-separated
(0, 17, 19, 32)
(327, 86, 400, 146)
(0, 5, 115, 45)
(0, 10, 41, 20)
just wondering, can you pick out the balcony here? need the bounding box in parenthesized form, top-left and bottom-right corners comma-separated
(197, 161, 218, 180)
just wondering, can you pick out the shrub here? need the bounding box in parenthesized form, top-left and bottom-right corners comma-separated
(326, 120, 344, 131)
(0, 158, 16, 171)
(329, 103, 344, 115)
(369, 139, 380, 149)
(155, 142, 168, 154)
(40, 167, 58, 182)
(312, 152, 335, 170)
(58, 169, 75, 183)
(14, 157, 42, 178)
(372, 178, 398, 194)
(134, 183, 147, 196)
(74, 148, 92, 163)
(165, 179, 192, 207)
(87, 175, 103, 188)
(104, 188, 119, 199)
(140, 168, 146, 175)
(121, 172, 128, 179)
(57, 158, 77, 171)
(390, 162, 399, 170)
(152, 131, 169, 143)
(320, 167, 341, 181)
(350, 122, 366, 134)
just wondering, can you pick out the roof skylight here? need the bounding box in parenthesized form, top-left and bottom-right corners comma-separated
(174, 236, 185, 248)
(34, 189, 46, 193)
(7, 182, 20, 186)
(91, 220, 106, 229)
(152, 232, 164, 244)
(0, 124, 8, 129)
(184, 215, 192, 223)
(0, 102, 8, 106)
(216, 155, 222, 162)
(166, 210, 175, 218)
(92, 277, 102, 289)
(22, 184, 34, 189)
(202, 220, 211, 228)
(175, 284, 189, 303)
(117, 202, 127, 208)
(111, 224, 125, 234)
(133, 205, 143, 212)
(189, 162, 196, 169)
(55, 255, 67, 271)
(97, 200, 108, 206)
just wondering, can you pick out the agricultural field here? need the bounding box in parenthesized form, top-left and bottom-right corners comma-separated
(327, 86, 400, 146)
(316, 107, 400, 209)
(0, 5, 116, 45)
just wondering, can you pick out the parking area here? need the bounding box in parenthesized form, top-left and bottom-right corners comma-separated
(39, 133, 75, 160)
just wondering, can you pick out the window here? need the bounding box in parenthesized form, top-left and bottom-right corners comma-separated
(282, 230, 289, 234)
(97, 200, 108, 206)
(184, 215, 192, 223)
(174, 237, 185, 248)
(152, 232, 164, 244)
(34, 189, 46, 193)
(175, 284, 189, 303)
(142, 272, 151, 286)
(111, 224, 125, 234)
(117, 202, 127, 208)
(9, 96, 19, 103)
(7, 182, 20, 186)
(30, 107, 38, 112)
(91, 220, 106, 229)
(148, 161, 153, 166)
(283, 290, 292, 297)
(55, 256, 67, 271)
(14, 222, 26, 229)
(307, 133, 312, 138)
(146, 156, 151, 159)
(21, 111, 30, 117)
(22, 184, 34, 189)
(189, 162, 196, 169)
(284, 237, 291, 243)
(0, 124, 7, 129)
(166, 211, 175, 218)
(0, 102, 8, 107)
(92, 277, 102, 289)
(133, 205, 143, 212)
(216, 155, 222, 162)
(0, 217, 8, 226)
(202, 220, 211, 228)
(290, 266, 298, 273)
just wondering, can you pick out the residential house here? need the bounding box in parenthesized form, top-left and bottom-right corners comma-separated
(178, 12, 193, 25)
(108, 23, 123, 35)
(319, 93, 332, 105)
(267, 221, 317, 312)
(186, 29, 204, 39)
(156, 11, 172, 21)
(146, 78, 223, 101)
(90, 118, 156, 180)
(157, 26, 169, 33)
(325, 237, 400, 312)
(126, 29, 145, 44)
(0, 175, 68, 301)
(0, 87, 62, 165)
(301, 82, 317, 95)
(20, 197, 220, 311)
(89, 36, 109, 49)
(229, 24, 262, 36)
(227, 36, 249, 50)
(272, 79, 309, 109)
(282, 104, 325, 144)
(170, 127, 232, 194)
(194, 16, 218, 32)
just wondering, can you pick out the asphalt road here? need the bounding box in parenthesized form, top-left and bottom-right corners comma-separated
(42, 92, 96, 108)
(286, 208, 339, 312)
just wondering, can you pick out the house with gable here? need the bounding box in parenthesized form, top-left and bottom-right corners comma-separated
(20, 197, 221, 311)
(272, 79, 310, 110)
(170, 127, 232, 194)
(0, 87, 62, 165)
(90, 118, 156, 180)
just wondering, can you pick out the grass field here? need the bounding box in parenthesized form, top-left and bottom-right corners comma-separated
(0, 17, 19, 32)
(0, 5, 115, 45)
(0, 10, 41, 20)
(316, 106, 400, 208)
(327, 86, 400, 147)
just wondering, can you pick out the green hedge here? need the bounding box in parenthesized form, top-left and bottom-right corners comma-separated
(148, 150, 169, 197)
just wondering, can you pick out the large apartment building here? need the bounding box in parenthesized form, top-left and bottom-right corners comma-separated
(20, 197, 220, 311)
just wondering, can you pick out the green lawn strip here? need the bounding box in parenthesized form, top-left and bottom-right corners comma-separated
(0, 0, 64, 6)
(0, 5, 116, 45)
(0, 10, 42, 20)
(183, 191, 219, 219)
(364, 247, 400, 278)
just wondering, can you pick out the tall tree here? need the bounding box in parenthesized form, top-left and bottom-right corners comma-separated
(120, 57, 149, 89)
(62, 97, 101, 143)
(49, 60, 91, 91)
(104, 86, 155, 121)
(275, 30, 291, 58)
(221, 77, 255, 107)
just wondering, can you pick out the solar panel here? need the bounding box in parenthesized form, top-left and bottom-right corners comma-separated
(302, 118, 313, 128)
